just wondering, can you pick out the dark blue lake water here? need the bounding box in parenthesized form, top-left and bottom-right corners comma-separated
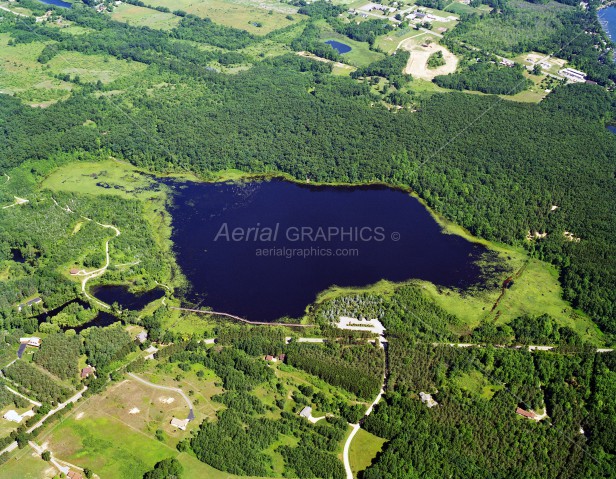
(599, 6, 616, 44)
(35, 299, 119, 333)
(608, 125, 616, 134)
(90, 285, 165, 310)
(165, 179, 488, 322)
(326, 40, 352, 54)
(38, 0, 72, 8)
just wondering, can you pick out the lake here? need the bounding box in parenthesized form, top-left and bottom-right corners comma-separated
(38, 0, 72, 8)
(325, 40, 352, 54)
(608, 125, 616, 134)
(599, 6, 616, 50)
(90, 285, 165, 310)
(165, 179, 489, 322)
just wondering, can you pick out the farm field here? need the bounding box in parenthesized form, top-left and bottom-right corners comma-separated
(143, 0, 305, 34)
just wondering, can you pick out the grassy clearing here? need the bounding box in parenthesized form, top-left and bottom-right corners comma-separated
(143, 0, 304, 35)
(111, 3, 181, 30)
(1, 445, 57, 479)
(349, 428, 387, 478)
(41, 159, 165, 201)
(46, 52, 147, 85)
(0, 33, 71, 105)
(43, 414, 176, 479)
(453, 369, 503, 399)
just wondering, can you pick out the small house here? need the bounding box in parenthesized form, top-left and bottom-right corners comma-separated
(299, 406, 312, 419)
(67, 471, 84, 479)
(515, 407, 537, 419)
(277, 354, 286, 362)
(264, 355, 275, 362)
(170, 417, 189, 431)
(69, 268, 79, 275)
(81, 366, 95, 379)
(136, 331, 148, 343)
(20, 337, 41, 347)
(3, 410, 22, 423)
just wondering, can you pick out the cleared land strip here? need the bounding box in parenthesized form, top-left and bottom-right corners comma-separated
(169, 306, 312, 327)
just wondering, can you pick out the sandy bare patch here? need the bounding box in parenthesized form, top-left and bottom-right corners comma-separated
(129, 407, 141, 414)
(402, 41, 458, 80)
(75, 412, 85, 420)
(159, 397, 175, 404)
(43, 466, 57, 479)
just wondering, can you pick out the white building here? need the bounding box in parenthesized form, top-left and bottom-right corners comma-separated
(559, 67, 587, 83)
(20, 337, 41, 347)
(170, 417, 189, 431)
(3, 410, 22, 423)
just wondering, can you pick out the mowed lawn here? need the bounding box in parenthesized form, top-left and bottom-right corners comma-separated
(349, 428, 387, 477)
(144, 0, 304, 34)
(1, 445, 57, 479)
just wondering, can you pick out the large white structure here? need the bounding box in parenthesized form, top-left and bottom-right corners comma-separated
(559, 68, 586, 83)
(3, 410, 22, 423)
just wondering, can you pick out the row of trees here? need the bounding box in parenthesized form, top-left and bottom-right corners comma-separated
(3, 361, 73, 404)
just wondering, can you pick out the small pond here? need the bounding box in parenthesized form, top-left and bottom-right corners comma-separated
(325, 40, 352, 54)
(90, 284, 165, 310)
(607, 125, 616, 134)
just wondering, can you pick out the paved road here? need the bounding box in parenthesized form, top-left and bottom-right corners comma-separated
(0, 387, 87, 457)
(6, 386, 42, 407)
(27, 387, 87, 433)
(128, 372, 195, 421)
(0, 4, 28, 16)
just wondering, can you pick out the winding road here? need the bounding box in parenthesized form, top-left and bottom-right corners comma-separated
(51, 197, 121, 308)
(127, 372, 195, 421)
(77, 218, 121, 309)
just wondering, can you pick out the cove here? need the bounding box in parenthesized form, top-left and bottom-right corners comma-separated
(165, 179, 488, 322)
(325, 40, 352, 54)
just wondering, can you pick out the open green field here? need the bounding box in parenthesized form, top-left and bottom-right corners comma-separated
(1, 446, 57, 479)
(349, 428, 387, 477)
(315, 19, 385, 67)
(0, 33, 71, 106)
(111, 3, 181, 30)
(453, 370, 503, 400)
(0, 33, 148, 104)
(143, 0, 305, 35)
(42, 159, 165, 201)
(46, 52, 148, 85)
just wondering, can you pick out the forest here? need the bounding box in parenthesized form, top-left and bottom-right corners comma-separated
(434, 61, 532, 94)
(363, 345, 616, 478)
